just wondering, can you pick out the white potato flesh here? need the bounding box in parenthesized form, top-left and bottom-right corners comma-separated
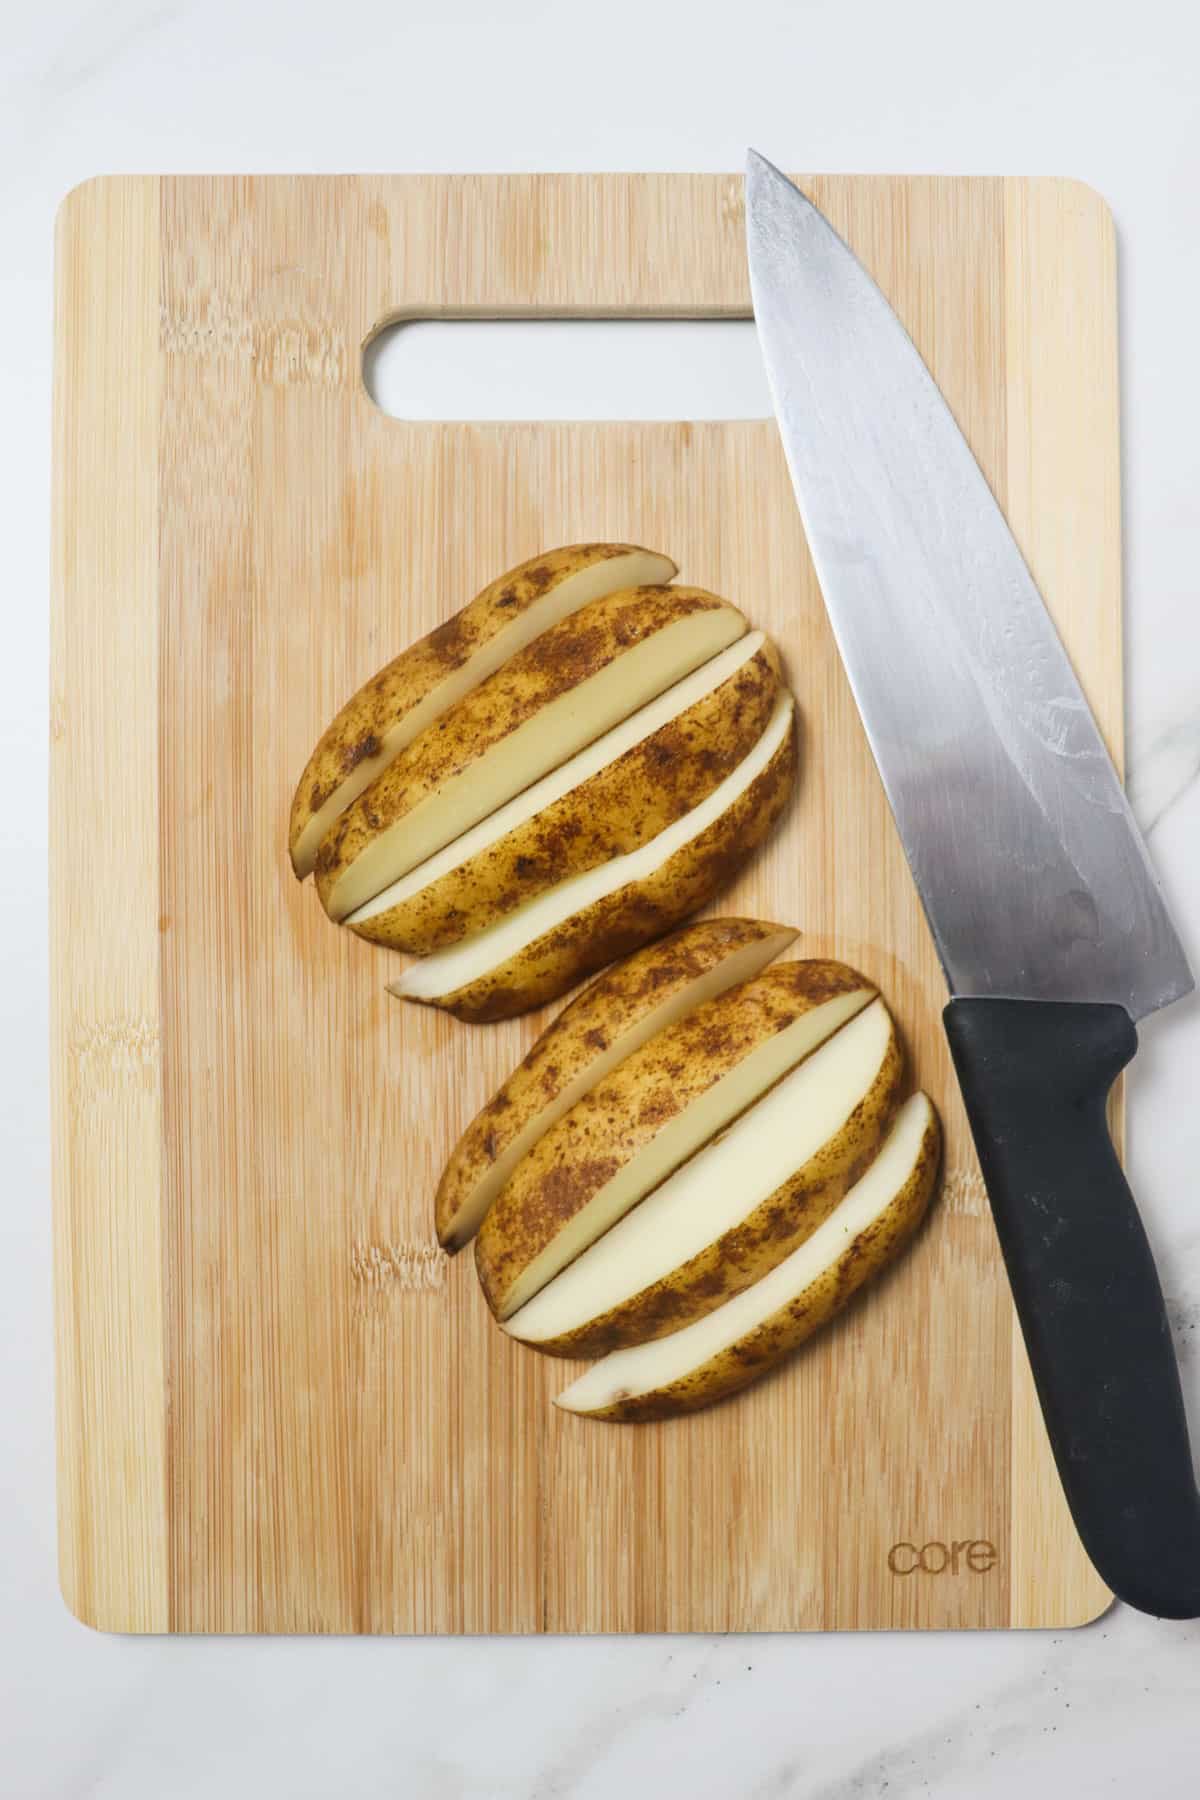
(392, 692, 794, 1005)
(327, 605, 746, 917)
(438, 923, 797, 1249)
(347, 632, 768, 927)
(293, 546, 676, 877)
(507, 996, 894, 1345)
(555, 1092, 936, 1415)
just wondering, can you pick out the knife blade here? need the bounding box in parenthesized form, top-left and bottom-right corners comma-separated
(746, 151, 1200, 1619)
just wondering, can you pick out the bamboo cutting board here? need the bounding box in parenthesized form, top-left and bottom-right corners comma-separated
(51, 173, 1120, 1634)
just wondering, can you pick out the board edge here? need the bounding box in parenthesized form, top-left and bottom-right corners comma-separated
(50, 173, 169, 1634)
(1001, 174, 1120, 1631)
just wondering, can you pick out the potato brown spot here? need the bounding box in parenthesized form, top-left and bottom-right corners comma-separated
(342, 732, 381, 773)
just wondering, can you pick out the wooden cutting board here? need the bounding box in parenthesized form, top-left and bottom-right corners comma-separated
(51, 173, 1120, 1634)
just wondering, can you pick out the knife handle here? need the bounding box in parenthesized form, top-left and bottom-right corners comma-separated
(943, 996, 1200, 1619)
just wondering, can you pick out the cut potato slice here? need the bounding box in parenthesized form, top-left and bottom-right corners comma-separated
(506, 996, 901, 1355)
(289, 543, 676, 878)
(316, 585, 744, 920)
(435, 918, 798, 1252)
(391, 691, 795, 1021)
(555, 1092, 941, 1421)
(474, 948, 875, 1320)
(347, 632, 781, 954)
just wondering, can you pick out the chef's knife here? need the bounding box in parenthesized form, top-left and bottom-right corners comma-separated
(745, 152, 1200, 1619)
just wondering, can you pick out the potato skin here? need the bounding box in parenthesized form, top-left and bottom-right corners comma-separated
(435, 917, 794, 1250)
(577, 1104, 942, 1422)
(314, 584, 740, 918)
(289, 544, 670, 876)
(530, 1013, 904, 1358)
(351, 640, 783, 955)
(409, 707, 797, 1024)
(474, 945, 871, 1319)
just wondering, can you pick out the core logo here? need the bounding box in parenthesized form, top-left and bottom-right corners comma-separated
(887, 1539, 998, 1575)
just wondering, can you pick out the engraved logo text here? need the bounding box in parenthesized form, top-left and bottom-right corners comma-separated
(887, 1539, 998, 1575)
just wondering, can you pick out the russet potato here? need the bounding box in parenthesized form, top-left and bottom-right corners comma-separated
(289, 542, 676, 879)
(435, 917, 797, 1252)
(474, 952, 876, 1319)
(315, 585, 745, 921)
(506, 996, 903, 1357)
(554, 1093, 941, 1421)
(389, 693, 796, 1021)
(346, 633, 782, 956)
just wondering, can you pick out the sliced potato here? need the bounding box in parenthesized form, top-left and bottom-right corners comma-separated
(347, 632, 782, 954)
(555, 1092, 941, 1421)
(390, 692, 796, 1021)
(289, 543, 676, 878)
(316, 585, 744, 920)
(435, 917, 797, 1252)
(506, 996, 902, 1356)
(475, 950, 875, 1320)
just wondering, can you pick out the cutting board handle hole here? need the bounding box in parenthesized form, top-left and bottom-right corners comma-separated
(363, 317, 771, 422)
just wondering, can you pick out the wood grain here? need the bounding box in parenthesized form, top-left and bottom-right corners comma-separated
(51, 176, 168, 1633)
(51, 173, 1115, 1633)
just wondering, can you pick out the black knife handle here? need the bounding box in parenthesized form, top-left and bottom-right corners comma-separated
(943, 996, 1200, 1619)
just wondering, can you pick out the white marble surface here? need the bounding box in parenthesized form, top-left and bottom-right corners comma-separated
(5, 1, 1200, 1793)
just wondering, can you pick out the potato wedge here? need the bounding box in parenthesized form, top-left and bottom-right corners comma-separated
(435, 917, 798, 1252)
(474, 949, 875, 1320)
(555, 1091, 941, 1421)
(507, 996, 902, 1356)
(289, 543, 676, 878)
(390, 692, 796, 1021)
(347, 632, 783, 954)
(316, 585, 744, 920)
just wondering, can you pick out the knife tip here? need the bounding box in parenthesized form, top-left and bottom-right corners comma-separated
(744, 149, 802, 205)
